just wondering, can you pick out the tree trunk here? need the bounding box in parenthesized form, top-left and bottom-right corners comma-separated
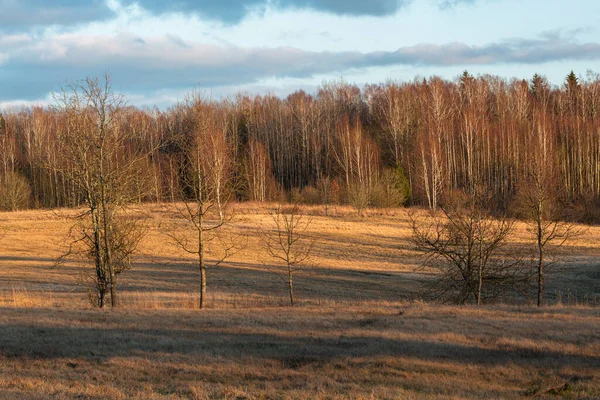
(537, 209, 544, 307)
(101, 180, 116, 308)
(477, 247, 483, 306)
(288, 266, 294, 307)
(200, 259, 206, 309)
(199, 197, 206, 310)
(537, 245, 544, 307)
(91, 208, 106, 308)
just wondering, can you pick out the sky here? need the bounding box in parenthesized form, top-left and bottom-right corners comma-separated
(0, 0, 599, 109)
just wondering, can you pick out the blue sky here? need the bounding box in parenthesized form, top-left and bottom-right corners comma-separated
(0, 0, 599, 109)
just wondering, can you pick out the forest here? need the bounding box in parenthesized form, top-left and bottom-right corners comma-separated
(1, 70, 599, 221)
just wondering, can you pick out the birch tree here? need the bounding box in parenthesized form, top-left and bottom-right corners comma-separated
(169, 99, 239, 309)
(519, 113, 581, 306)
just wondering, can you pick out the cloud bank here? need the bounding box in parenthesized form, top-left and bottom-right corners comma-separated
(0, 0, 412, 30)
(0, 0, 116, 30)
(1, 30, 599, 102)
(124, 0, 411, 23)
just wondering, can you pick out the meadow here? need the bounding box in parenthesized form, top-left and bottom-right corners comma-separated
(0, 203, 599, 399)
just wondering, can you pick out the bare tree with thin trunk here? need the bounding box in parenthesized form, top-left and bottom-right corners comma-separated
(262, 204, 315, 306)
(168, 98, 240, 309)
(52, 74, 149, 308)
(518, 115, 582, 307)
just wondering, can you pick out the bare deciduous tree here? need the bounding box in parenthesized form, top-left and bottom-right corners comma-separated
(518, 115, 582, 306)
(52, 74, 149, 308)
(169, 98, 241, 309)
(262, 204, 315, 307)
(410, 189, 529, 304)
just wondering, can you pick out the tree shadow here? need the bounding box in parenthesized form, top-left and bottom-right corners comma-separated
(0, 322, 598, 371)
(119, 258, 423, 302)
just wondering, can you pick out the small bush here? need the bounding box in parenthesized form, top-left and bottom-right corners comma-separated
(300, 185, 321, 205)
(0, 172, 31, 211)
(290, 187, 302, 203)
(370, 168, 406, 208)
(347, 183, 370, 214)
(567, 194, 600, 225)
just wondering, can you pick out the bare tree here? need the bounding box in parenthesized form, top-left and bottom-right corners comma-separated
(518, 115, 581, 306)
(262, 204, 315, 306)
(52, 74, 149, 308)
(316, 175, 338, 216)
(168, 98, 240, 309)
(410, 189, 529, 304)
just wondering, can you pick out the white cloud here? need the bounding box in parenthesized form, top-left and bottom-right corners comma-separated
(1, 0, 599, 107)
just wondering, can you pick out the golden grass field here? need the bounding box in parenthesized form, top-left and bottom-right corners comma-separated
(0, 203, 599, 399)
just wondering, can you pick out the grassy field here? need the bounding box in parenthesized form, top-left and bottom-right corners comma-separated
(0, 203, 599, 398)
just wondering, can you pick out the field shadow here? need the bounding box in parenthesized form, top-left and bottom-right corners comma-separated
(1, 322, 598, 371)
(120, 257, 423, 302)
(0, 256, 57, 263)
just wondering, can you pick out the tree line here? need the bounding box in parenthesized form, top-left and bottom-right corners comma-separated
(0, 70, 599, 220)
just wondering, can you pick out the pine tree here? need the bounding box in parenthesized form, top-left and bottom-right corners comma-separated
(0, 113, 5, 136)
(565, 70, 579, 94)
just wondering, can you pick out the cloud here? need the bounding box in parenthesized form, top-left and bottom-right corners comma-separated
(121, 0, 265, 24)
(124, 0, 410, 24)
(0, 98, 50, 112)
(0, 0, 116, 31)
(438, 0, 476, 9)
(276, 0, 409, 17)
(1, 32, 599, 103)
(437, 0, 495, 10)
(0, 0, 474, 33)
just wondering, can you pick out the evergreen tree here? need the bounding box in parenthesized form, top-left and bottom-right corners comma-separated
(0, 113, 5, 136)
(530, 73, 549, 104)
(396, 163, 411, 206)
(565, 70, 579, 94)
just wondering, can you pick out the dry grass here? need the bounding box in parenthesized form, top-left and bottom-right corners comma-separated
(0, 203, 599, 398)
(1, 202, 598, 308)
(0, 304, 598, 399)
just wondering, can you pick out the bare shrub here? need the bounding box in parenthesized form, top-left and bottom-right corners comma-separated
(347, 183, 370, 215)
(316, 176, 340, 215)
(0, 172, 31, 211)
(290, 187, 302, 204)
(410, 188, 530, 304)
(300, 185, 320, 205)
(63, 213, 147, 308)
(566, 193, 600, 225)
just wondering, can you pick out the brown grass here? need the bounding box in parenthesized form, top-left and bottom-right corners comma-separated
(1, 202, 598, 308)
(0, 203, 599, 398)
(1, 304, 598, 399)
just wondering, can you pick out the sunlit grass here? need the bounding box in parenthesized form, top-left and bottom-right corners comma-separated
(0, 203, 598, 398)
